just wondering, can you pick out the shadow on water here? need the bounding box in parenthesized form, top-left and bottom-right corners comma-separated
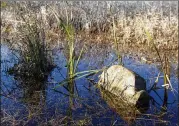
(1, 44, 178, 125)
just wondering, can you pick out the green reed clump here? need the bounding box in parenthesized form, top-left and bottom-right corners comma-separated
(60, 20, 76, 107)
(51, 7, 103, 97)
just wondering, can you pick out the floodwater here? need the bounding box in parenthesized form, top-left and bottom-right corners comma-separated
(1, 44, 178, 126)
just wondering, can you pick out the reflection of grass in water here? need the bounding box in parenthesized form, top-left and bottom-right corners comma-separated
(99, 86, 173, 125)
(99, 86, 146, 124)
(8, 70, 49, 120)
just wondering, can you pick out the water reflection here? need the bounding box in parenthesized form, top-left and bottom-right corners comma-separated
(99, 87, 150, 125)
(1, 44, 178, 125)
(9, 69, 49, 119)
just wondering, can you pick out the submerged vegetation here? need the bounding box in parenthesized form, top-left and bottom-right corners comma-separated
(1, 1, 178, 126)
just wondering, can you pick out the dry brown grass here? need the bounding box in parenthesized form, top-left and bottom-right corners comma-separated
(1, 2, 178, 65)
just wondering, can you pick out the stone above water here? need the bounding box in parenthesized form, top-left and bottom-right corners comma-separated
(98, 65, 150, 105)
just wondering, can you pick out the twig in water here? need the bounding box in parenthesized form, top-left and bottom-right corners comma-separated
(148, 72, 160, 93)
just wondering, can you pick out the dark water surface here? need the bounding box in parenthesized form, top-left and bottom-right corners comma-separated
(1, 44, 178, 125)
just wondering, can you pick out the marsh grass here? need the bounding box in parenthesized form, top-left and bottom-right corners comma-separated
(6, 3, 55, 80)
(2, 2, 178, 51)
(2, 2, 177, 71)
(1, 1, 178, 125)
(4, 4, 55, 119)
(50, 8, 104, 113)
(112, 16, 122, 65)
(144, 28, 170, 86)
(143, 27, 177, 112)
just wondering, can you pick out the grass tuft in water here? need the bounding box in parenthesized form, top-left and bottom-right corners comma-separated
(8, 4, 54, 80)
(143, 26, 176, 110)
